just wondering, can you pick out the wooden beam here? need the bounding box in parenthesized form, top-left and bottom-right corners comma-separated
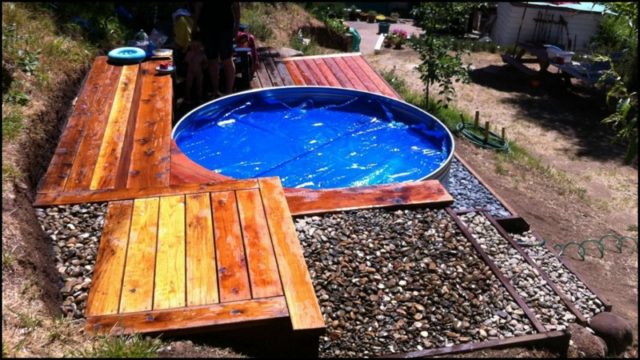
(34, 179, 259, 207)
(285, 180, 453, 216)
(383, 330, 569, 358)
(86, 296, 289, 335)
(259, 177, 325, 332)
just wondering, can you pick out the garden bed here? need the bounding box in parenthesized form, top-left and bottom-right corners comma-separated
(457, 211, 578, 330)
(509, 230, 609, 320)
(295, 207, 539, 357)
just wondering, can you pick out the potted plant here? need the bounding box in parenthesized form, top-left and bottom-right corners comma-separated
(389, 12, 400, 24)
(390, 29, 408, 49)
(383, 34, 393, 48)
(367, 10, 377, 23)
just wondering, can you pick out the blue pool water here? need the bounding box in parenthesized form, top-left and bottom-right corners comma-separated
(173, 87, 454, 189)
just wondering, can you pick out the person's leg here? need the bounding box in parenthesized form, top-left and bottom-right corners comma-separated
(218, 25, 235, 95)
(221, 57, 235, 95)
(207, 57, 220, 98)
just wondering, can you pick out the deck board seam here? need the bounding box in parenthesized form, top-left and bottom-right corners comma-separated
(233, 190, 255, 300)
(117, 201, 135, 314)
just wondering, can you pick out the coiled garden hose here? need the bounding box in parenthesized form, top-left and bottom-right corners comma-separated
(456, 122, 510, 152)
(552, 233, 638, 261)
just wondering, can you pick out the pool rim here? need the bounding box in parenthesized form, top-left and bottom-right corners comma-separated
(172, 85, 456, 187)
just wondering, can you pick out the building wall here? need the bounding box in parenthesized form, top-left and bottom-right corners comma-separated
(491, 2, 603, 51)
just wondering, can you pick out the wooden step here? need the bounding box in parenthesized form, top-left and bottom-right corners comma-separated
(85, 177, 324, 335)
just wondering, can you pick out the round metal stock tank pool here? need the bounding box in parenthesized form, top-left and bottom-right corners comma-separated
(172, 87, 455, 190)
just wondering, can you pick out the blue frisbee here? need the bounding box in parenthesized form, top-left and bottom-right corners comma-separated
(108, 47, 146, 64)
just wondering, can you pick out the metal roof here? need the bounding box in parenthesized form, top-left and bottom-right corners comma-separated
(522, 2, 609, 14)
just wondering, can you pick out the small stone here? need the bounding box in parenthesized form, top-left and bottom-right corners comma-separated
(420, 331, 429, 338)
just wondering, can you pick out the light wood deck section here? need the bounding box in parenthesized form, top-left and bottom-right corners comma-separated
(36, 57, 172, 205)
(85, 177, 324, 335)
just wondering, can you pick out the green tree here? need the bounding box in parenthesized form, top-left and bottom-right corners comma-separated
(410, 3, 475, 107)
(594, 2, 638, 163)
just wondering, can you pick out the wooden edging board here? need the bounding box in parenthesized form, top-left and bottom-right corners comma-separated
(444, 207, 547, 333)
(86, 297, 289, 335)
(285, 180, 453, 216)
(382, 330, 569, 358)
(481, 211, 589, 325)
(33, 179, 260, 206)
(528, 231, 613, 312)
(453, 153, 529, 232)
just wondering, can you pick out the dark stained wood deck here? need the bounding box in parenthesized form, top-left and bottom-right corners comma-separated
(34, 52, 453, 213)
(86, 177, 324, 335)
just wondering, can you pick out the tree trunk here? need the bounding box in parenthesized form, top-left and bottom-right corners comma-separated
(425, 80, 430, 108)
(624, 136, 637, 164)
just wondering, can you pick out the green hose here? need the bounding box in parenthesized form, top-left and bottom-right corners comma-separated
(552, 233, 638, 260)
(456, 122, 510, 152)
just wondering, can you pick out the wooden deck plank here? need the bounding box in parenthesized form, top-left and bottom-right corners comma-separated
(211, 191, 251, 302)
(34, 179, 260, 206)
(275, 60, 295, 86)
(302, 59, 329, 86)
(236, 189, 283, 299)
(323, 57, 354, 88)
(255, 62, 274, 88)
(285, 61, 306, 85)
(351, 55, 402, 99)
(262, 55, 284, 87)
(285, 180, 454, 216)
(127, 61, 172, 190)
(38, 57, 112, 193)
(120, 197, 159, 313)
(313, 59, 342, 87)
(292, 60, 318, 85)
(64, 63, 122, 190)
(90, 64, 141, 190)
(185, 193, 218, 306)
(154, 195, 186, 310)
(85, 200, 133, 316)
(332, 56, 367, 91)
(86, 296, 289, 335)
(258, 177, 324, 331)
(342, 56, 381, 94)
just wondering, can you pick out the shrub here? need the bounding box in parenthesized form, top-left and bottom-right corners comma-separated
(240, 4, 274, 42)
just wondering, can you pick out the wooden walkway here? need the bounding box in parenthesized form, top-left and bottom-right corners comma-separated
(86, 177, 324, 335)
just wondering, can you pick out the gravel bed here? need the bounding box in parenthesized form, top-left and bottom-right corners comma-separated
(510, 231, 606, 320)
(459, 212, 576, 331)
(36, 203, 107, 318)
(447, 158, 512, 218)
(296, 208, 535, 358)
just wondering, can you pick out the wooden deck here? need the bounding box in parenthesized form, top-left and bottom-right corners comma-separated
(34, 52, 452, 212)
(36, 50, 456, 338)
(37, 57, 173, 204)
(86, 177, 324, 335)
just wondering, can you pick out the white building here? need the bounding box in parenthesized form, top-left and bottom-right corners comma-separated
(490, 2, 608, 51)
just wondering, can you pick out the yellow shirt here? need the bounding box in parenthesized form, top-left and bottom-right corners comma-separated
(174, 16, 194, 53)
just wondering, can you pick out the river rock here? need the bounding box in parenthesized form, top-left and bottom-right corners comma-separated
(589, 312, 633, 354)
(567, 323, 607, 358)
